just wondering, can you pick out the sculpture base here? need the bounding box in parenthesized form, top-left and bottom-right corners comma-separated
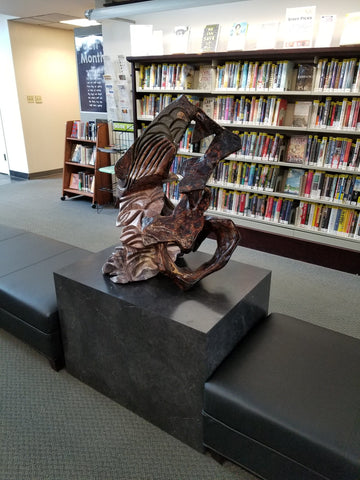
(54, 248, 271, 450)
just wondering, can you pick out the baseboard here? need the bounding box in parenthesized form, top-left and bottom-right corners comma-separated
(29, 168, 63, 179)
(9, 170, 29, 179)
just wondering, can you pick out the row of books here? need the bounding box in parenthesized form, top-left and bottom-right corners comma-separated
(138, 93, 288, 127)
(137, 94, 200, 118)
(70, 121, 98, 141)
(206, 95, 288, 126)
(213, 57, 360, 93)
(295, 202, 360, 237)
(177, 126, 360, 172)
(232, 131, 284, 161)
(137, 92, 360, 136)
(315, 57, 360, 92)
(283, 168, 360, 205)
(209, 159, 360, 206)
(210, 161, 280, 192)
(215, 60, 294, 91)
(68, 172, 95, 193)
(172, 127, 360, 174)
(70, 144, 96, 166)
(138, 63, 195, 90)
(207, 187, 360, 238)
(137, 58, 360, 94)
(286, 135, 360, 170)
(308, 97, 360, 130)
(167, 122, 360, 172)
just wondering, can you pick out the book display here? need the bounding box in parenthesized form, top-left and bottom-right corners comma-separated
(127, 46, 360, 271)
(61, 121, 113, 207)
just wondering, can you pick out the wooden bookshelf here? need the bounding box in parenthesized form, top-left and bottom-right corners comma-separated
(61, 121, 113, 208)
(125, 47, 360, 273)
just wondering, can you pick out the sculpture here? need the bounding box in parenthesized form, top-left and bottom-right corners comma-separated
(102, 95, 242, 289)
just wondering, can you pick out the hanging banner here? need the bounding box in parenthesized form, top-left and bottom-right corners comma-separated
(75, 33, 107, 113)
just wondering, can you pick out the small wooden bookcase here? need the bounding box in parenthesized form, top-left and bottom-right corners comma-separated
(61, 120, 113, 208)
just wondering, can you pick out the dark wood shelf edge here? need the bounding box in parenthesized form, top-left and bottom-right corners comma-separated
(66, 137, 96, 144)
(63, 188, 94, 198)
(236, 225, 360, 275)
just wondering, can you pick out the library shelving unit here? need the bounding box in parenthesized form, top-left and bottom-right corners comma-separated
(127, 46, 360, 274)
(61, 120, 113, 208)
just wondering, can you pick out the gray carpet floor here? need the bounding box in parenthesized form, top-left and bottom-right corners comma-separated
(0, 173, 359, 479)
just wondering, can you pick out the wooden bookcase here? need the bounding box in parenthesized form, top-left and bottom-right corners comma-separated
(126, 47, 360, 273)
(61, 121, 113, 207)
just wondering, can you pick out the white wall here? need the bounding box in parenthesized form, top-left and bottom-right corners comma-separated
(8, 22, 81, 177)
(0, 15, 28, 175)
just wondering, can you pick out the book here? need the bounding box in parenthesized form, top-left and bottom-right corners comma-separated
(227, 22, 248, 51)
(292, 101, 313, 128)
(69, 173, 80, 190)
(340, 12, 360, 46)
(256, 22, 279, 50)
(70, 144, 81, 163)
(283, 6, 316, 48)
(198, 65, 213, 90)
(171, 26, 190, 54)
(286, 136, 308, 164)
(283, 168, 306, 195)
(130, 25, 153, 56)
(201, 24, 220, 53)
(315, 15, 336, 47)
(295, 64, 315, 91)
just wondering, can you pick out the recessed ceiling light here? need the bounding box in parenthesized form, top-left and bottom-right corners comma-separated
(60, 19, 100, 27)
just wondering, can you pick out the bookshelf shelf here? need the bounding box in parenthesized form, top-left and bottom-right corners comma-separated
(128, 46, 360, 272)
(61, 121, 113, 207)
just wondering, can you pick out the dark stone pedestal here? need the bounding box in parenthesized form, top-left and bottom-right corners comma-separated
(54, 247, 271, 451)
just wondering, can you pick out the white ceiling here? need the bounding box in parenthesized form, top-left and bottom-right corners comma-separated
(0, 0, 95, 20)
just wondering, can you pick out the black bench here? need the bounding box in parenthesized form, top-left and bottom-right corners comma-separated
(203, 312, 360, 480)
(0, 224, 90, 370)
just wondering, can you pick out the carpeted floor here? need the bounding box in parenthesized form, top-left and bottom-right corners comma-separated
(0, 173, 359, 479)
(0, 328, 253, 480)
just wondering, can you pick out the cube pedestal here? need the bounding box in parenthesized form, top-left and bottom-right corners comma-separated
(54, 247, 271, 450)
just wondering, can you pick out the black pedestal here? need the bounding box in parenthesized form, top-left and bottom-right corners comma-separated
(54, 247, 271, 450)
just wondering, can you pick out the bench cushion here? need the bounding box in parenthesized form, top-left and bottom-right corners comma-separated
(0, 226, 90, 368)
(203, 312, 360, 480)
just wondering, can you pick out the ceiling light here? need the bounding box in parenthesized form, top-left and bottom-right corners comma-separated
(60, 18, 100, 27)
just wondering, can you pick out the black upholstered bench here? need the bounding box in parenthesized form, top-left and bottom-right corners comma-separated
(203, 312, 360, 480)
(0, 224, 90, 370)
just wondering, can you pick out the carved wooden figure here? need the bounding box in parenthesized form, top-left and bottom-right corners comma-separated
(102, 95, 242, 289)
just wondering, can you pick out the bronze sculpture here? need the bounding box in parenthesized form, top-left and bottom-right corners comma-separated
(102, 95, 242, 289)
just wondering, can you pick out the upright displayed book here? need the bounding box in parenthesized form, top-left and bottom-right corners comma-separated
(340, 12, 360, 46)
(283, 168, 306, 195)
(201, 24, 220, 53)
(295, 64, 315, 91)
(256, 22, 279, 50)
(286, 136, 308, 164)
(315, 15, 336, 47)
(292, 101, 313, 128)
(198, 65, 213, 90)
(171, 26, 190, 54)
(227, 22, 248, 51)
(283, 6, 316, 48)
(130, 25, 153, 56)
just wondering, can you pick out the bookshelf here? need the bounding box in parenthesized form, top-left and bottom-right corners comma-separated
(127, 47, 360, 273)
(61, 121, 113, 208)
